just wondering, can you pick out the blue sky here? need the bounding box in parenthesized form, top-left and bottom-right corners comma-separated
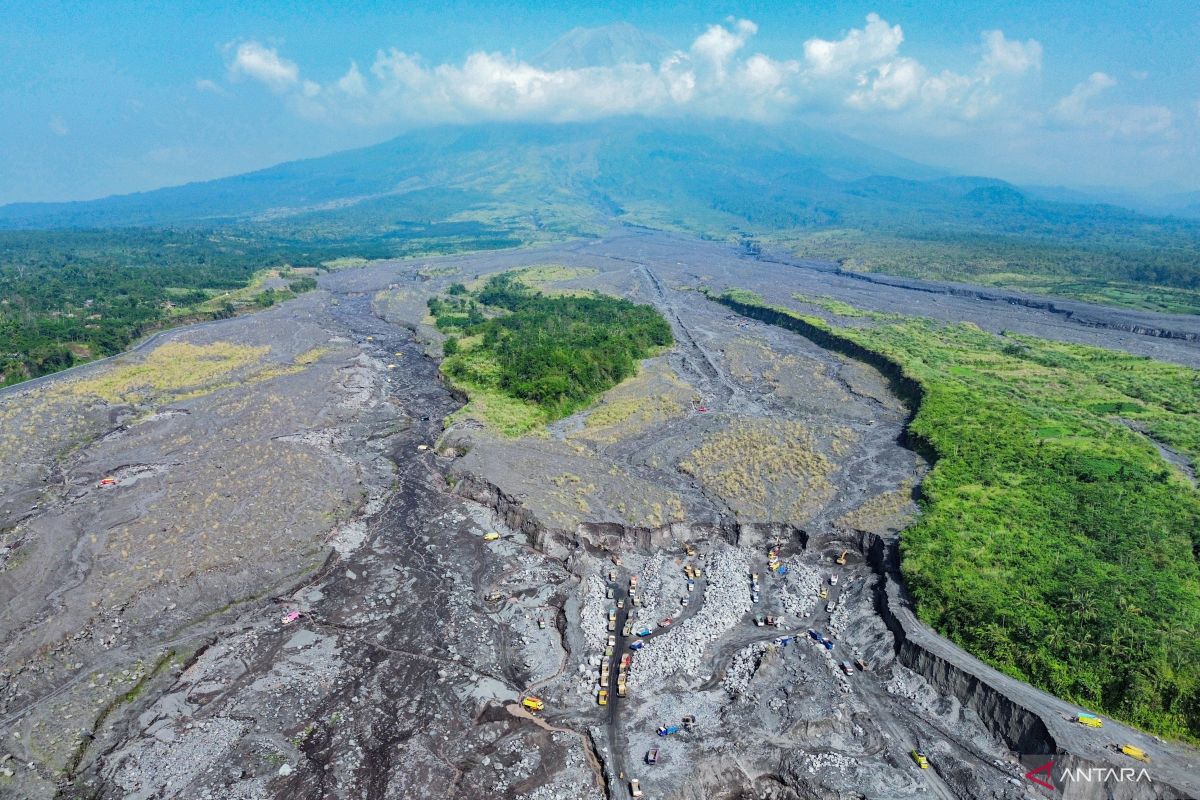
(2, 0, 1198, 204)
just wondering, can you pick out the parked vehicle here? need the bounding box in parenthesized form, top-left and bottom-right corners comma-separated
(911, 750, 929, 769)
(646, 748, 658, 765)
(1114, 744, 1151, 763)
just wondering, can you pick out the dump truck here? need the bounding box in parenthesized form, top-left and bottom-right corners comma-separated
(645, 748, 658, 764)
(657, 725, 679, 736)
(839, 661, 855, 675)
(754, 614, 766, 627)
(636, 628, 652, 637)
(630, 640, 645, 651)
(1114, 744, 1151, 763)
(830, 574, 839, 585)
(629, 779, 643, 798)
(836, 550, 848, 565)
(911, 750, 929, 769)
(598, 689, 608, 706)
(521, 697, 545, 712)
(629, 575, 639, 589)
(1072, 712, 1103, 728)
(617, 678, 627, 697)
(854, 658, 870, 671)
(819, 587, 829, 599)
(482, 532, 500, 542)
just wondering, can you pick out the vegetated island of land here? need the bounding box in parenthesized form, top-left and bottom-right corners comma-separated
(711, 287, 1200, 744)
(428, 270, 674, 435)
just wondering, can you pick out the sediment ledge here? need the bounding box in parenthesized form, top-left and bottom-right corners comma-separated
(861, 532, 1190, 800)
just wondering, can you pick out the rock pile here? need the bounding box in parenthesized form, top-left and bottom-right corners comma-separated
(629, 547, 750, 691)
(722, 641, 770, 697)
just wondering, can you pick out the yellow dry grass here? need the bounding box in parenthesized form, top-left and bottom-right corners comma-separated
(58, 342, 269, 404)
(680, 419, 837, 522)
(837, 480, 917, 533)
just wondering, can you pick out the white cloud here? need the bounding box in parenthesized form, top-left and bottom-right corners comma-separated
(848, 57, 924, 110)
(1053, 71, 1116, 121)
(215, 16, 1186, 151)
(336, 62, 367, 97)
(195, 78, 226, 95)
(48, 115, 69, 136)
(226, 41, 299, 91)
(803, 13, 903, 75)
(1051, 72, 1175, 139)
(980, 30, 1042, 78)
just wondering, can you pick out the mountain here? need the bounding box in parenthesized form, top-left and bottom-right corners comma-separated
(0, 117, 938, 230)
(2, 116, 1199, 254)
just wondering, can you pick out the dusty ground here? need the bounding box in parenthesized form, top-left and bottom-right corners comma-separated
(0, 228, 1197, 800)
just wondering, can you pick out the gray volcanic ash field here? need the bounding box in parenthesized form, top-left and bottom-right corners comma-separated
(2, 230, 1197, 800)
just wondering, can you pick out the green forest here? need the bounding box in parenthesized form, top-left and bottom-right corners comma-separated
(715, 288, 1200, 743)
(431, 273, 672, 432)
(0, 225, 523, 386)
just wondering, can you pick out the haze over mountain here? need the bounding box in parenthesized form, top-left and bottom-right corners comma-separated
(4, 115, 1197, 250)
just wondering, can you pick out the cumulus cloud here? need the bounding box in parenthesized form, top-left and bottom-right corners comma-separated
(1053, 71, 1117, 120)
(803, 13, 903, 76)
(1051, 72, 1174, 138)
(980, 30, 1042, 77)
(215, 15, 1183, 146)
(226, 41, 299, 91)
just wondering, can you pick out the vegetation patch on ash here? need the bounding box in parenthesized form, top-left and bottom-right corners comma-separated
(430, 271, 674, 436)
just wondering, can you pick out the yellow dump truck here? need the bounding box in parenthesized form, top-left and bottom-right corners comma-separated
(482, 532, 500, 542)
(598, 689, 609, 706)
(521, 697, 545, 712)
(1116, 744, 1151, 763)
(1073, 713, 1103, 728)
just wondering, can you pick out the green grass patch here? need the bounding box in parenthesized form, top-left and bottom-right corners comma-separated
(713, 289, 1200, 743)
(432, 272, 672, 434)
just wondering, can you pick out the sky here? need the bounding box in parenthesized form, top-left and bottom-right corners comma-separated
(1, 0, 1198, 204)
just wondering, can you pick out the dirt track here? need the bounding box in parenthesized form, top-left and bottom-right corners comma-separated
(0, 228, 1196, 800)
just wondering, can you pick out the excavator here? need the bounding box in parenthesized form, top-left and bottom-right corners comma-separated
(836, 550, 849, 565)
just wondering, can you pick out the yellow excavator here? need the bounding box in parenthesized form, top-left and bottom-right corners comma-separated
(836, 550, 848, 565)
